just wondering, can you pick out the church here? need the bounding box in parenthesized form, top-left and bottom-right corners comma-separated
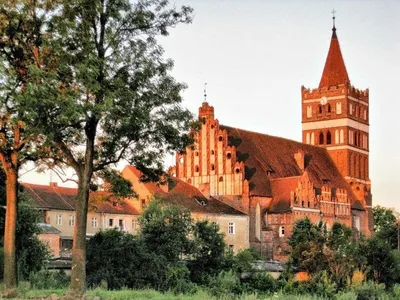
(170, 21, 373, 259)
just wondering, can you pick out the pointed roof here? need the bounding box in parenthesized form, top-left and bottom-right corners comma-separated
(319, 27, 350, 88)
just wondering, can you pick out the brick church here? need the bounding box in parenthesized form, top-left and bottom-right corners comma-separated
(170, 22, 373, 258)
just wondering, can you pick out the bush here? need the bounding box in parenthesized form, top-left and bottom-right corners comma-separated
(164, 264, 197, 295)
(244, 272, 278, 294)
(352, 281, 385, 300)
(29, 269, 69, 289)
(208, 270, 241, 298)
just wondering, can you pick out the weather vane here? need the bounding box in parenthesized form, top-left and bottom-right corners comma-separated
(331, 9, 336, 29)
(204, 82, 208, 103)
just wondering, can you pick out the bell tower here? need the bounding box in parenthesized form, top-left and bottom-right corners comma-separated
(300, 16, 372, 230)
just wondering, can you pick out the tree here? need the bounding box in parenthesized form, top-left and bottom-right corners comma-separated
(373, 205, 398, 249)
(22, 0, 194, 296)
(0, 0, 53, 290)
(288, 218, 328, 275)
(188, 220, 226, 284)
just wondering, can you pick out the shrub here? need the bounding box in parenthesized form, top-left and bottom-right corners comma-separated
(208, 270, 241, 298)
(352, 281, 385, 300)
(164, 264, 197, 295)
(244, 272, 278, 294)
(29, 269, 69, 289)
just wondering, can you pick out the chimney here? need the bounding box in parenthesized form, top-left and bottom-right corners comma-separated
(49, 182, 58, 187)
(294, 150, 305, 171)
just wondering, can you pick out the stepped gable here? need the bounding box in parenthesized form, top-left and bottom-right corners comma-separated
(220, 125, 358, 205)
(166, 178, 245, 215)
(268, 177, 301, 213)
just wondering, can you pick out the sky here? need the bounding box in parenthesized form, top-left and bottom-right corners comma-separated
(20, 0, 400, 210)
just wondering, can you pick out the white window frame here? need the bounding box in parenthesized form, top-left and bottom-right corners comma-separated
(118, 219, 125, 231)
(228, 222, 235, 235)
(279, 226, 285, 237)
(56, 214, 62, 226)
(92, 217, 98, 228)
(109, 218, 114, 228)
(132, 219, 138, 232)
(69, 215, 75, 227)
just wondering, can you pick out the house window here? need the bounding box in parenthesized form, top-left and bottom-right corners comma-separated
(109, 218, 114, 227)
(228, 222, 235, 235)
(119, 219, 124, 231)
(56, 214, 62, 226)
(279, 226, 285, 237)
(228, 245, 234, 254)
(92, 217, 98, 228)
(132, 219, 138, 232)
(69, 215, 75, 227)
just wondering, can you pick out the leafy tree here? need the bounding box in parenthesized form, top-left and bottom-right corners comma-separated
(373, 205, 398, 249)
(0, 0, 54, 289)
(21, 0, 194, 295)
(188, 220, 226, 284)
(139, 199, 194, 262)
(288, 218, 328, 275)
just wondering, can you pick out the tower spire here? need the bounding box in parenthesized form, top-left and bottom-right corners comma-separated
(203, 82, 208, 103)
(318, 11, 350, 88)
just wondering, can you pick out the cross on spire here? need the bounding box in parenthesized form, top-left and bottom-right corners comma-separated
(203, 82, 208, 102)
(331, 9, 336, 29)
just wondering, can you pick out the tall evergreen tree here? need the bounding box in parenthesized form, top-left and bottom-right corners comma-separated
(23, 0, 194, 296)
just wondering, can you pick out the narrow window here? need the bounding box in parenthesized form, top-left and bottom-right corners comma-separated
(195, 151, 199, 156)
(119, 219, 124, 231)
(219, 176, 223, 182)
(326, 131, 332, 145)
(211, 164, 215, 171)
(210, 150, 215, 155)
(132, 219, 139, 232)
(327, 103, 331, 113)
(56, 215, 62, 226)
(349, 103, 353, 115)
(69, 215, 75, 227)
(335, 130, 339, 144)
(141, 199, 146, 209)
(318, 105, 323, 114)
(311, 133, 315, 145)
(336, 102, 342, 114)
(306, 106, 312, 118)
(228, 222, 235, 235)
(218, 136, 223, 142)
(319, 132, 324, 145)
(109, 218, 114, 227)
(279, 226, 285, 237)
(228, 245, 234, 254)
(306, 133, 310, 144)
(195, 165, 200, 172)
(340, 129, 344, 143)
(92, 217, 98, 228)
(227, 153, 232, 159)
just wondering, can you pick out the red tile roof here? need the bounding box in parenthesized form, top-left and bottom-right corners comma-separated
(269, 177, 301, 213)
(220, 125, 359, 209)
(23, 183, 139, 215)
(125, 165, 168, 195)
(165, 178, 245, 215)
(319, 28, 350, 88)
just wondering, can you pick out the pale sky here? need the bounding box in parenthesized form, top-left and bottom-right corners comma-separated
(21, 1, 400, 210)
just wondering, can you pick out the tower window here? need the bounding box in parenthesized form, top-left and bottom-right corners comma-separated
(219, 176, 223, 182)
(227, 153, 232, 159)
(195, 151, 199, 156)
(327, 103, 331, 113)
(319, 132, 324, 145)
(195, 165, 199, 172)
(318, 105, 323, 114)
(326, 131, 332, 145)
(211, 164, 215, 171)
(211, 125, 215, 129)
(306, 132, 310, 144)
(306, 106, 312, 118)
(218, 136, 223, 142)
(235, 168, 240, 174)
(336, 102, 342, 114)
(211, 150, 215, 155)
(279, 226, 285, 237)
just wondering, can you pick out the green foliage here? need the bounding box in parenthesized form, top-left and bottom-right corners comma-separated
(352, 281, 386, 300)
(164, 264, 197, 295)
(288, 218, 328, 274)
(0, 192, 49, 281)
(244, 272, 278, 294)
(29, 269, 70, 290)
(208, 270, 241, 298)
(232, 248, 260, 274)
(373, 205, 399, 249)
(139, 200, 194, 263)
(188, 220, 226, 284)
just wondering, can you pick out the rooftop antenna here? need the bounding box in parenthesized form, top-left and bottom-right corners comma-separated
(203, 82, 208, 103)
(331, 9, 336, 30)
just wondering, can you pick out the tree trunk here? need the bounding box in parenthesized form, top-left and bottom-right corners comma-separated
(3, 168, 18, 290)
(69, 179, 90, 297)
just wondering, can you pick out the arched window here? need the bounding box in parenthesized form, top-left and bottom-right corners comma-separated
(218, 136, 223, 142)
(195, 165, 199, 172)
(335, 130, 339, 144)
(306, 133, 310, 144)
(327, 103, 331, 113)
(326, 131, 332, 145)
(227, 153, 232, 159)
(319, 132, 324, 145)
(318, 105, 323, 114)
(211, 164, 215, 171)
(219, 176, 223, 182)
